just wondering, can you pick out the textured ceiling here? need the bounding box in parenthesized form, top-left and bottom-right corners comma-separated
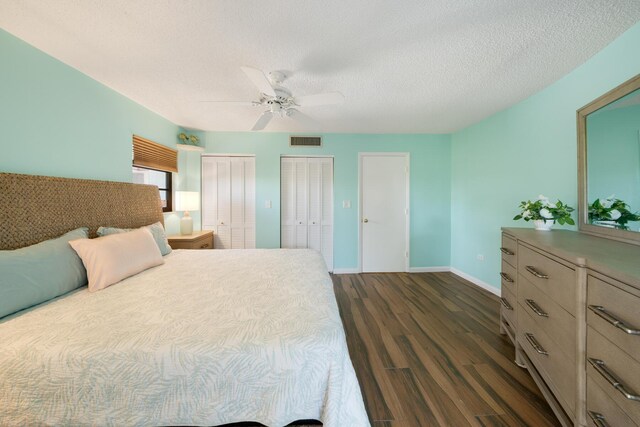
(1, 1, 639, 133)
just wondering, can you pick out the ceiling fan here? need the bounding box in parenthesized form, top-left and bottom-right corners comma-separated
(203, 66, 344, 131)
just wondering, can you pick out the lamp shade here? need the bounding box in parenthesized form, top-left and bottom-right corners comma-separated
(175, 191, 200, 212)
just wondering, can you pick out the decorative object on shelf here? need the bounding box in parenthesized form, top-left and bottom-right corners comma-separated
(588, 195, 640, 230)
(513, 195, 575, 231)
(177, 133, 204, 152)
(175, 191, 200, 235)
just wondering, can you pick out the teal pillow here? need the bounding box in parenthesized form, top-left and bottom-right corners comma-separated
(0, 227, 88, 319)
(97, 221, 172, 256)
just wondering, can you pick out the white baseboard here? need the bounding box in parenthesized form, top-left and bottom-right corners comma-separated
(332, 268, 360, 274)
(449, 267, 501, 296)
(408, 266, 451, 273)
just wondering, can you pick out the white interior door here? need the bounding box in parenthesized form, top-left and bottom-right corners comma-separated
(361, 153, 408, 272)
(202, 156, 255, 249)
(280, 157, 334, 271)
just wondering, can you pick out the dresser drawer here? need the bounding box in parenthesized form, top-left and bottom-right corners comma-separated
(518, 304, 576, 415)
(500, 233, 517, 268)
(500, 259, 517, 295)
(519, 274, 575, 359)
(588, 275, 640, 364)
(501, 284, 516, 328)
(518, 244, 576, 316)
(587, 375, 638, 427)
(588, 326, 640, 422)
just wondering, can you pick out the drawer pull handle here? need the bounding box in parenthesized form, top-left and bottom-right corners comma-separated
(524, 333, 548, 356)
(500, 247, 514, 256)
(500, 297, 513, 311)
(588, 358, 640, 402)
(525, 266, 548, 279)
(499, 272, 514, 283)
(587, 411, 609, 427)
(525, 299, 549, 317)
(588, 305, 640, 335)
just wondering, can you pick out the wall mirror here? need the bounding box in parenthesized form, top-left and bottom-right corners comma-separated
(578, 74, 640, 244)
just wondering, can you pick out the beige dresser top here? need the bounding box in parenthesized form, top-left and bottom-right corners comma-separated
(502, 228, 640, 289)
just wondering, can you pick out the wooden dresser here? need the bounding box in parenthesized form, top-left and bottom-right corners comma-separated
(500, 228, 640, 427)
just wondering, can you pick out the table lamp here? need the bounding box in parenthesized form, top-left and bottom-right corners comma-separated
(175, 191, 200, 235)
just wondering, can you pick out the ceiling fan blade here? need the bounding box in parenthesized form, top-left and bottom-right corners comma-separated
(199, 101, 259, 106)
(288, 109, 321, 130)
(251, 111, 273, 131)
(241, 66, 276, 97)
(294, 92, 344, 107)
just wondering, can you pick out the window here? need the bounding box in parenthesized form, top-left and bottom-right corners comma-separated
(132, 166, 173, 212)
(132, 135, 178, 213)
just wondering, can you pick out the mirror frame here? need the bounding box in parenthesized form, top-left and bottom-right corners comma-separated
(578, 73, 640, 244)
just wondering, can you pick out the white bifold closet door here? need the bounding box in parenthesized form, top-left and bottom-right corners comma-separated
(202, 156, 255, 249)
(281, 157, 333, 271)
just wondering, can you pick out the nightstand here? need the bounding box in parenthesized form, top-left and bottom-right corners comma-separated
(167, 230, 214, 250)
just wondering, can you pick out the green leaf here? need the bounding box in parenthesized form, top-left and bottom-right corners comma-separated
(513, 215, 522, 220)
(566, 218, 575, 225)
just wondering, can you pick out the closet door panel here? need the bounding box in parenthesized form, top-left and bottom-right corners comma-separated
(321, 159, 333, 270)
(243, 158, 256, 249)
(229, 158, 246, 249)
(230, 159, 245, 227)
(308, 159, 321, 251)
(280, 158, 296, 248)
(215, 226, 231, 249)
(201, 158, 217, 228)
(216, 159, 231, 227)
(294, 159, 308, 248)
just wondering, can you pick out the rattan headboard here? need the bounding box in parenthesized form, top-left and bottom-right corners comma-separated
(0, 172, 164, 250)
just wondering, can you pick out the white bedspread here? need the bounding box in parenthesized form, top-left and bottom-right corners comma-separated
(0, 249, 370, 427)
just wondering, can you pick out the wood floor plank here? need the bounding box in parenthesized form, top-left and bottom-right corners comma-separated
(395, 334, 482, 426)
(332, 271, 560, 427)
(475, 413, 521, 427)
(465, 364, 559, 427)
(384, 368, 441, 426)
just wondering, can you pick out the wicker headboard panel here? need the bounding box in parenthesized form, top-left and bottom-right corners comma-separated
(0, 173, 164, 250)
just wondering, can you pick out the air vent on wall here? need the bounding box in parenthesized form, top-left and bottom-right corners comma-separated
(290, 136, 322, 147)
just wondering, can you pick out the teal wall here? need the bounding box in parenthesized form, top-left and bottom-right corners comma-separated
(204, 132, 452, 270)
(451, 22, 640, 288)
(0, 29, 190, 234)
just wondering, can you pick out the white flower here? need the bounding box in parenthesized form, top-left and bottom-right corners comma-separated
(540, 208, 554, 219)
(523, 210, 531, 219)
(610, 209, 621, 220)
(601, 197, 614, 208)
(538, 194, 548, 202)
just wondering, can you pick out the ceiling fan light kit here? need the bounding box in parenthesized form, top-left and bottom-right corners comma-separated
(205, 66, 344, 131)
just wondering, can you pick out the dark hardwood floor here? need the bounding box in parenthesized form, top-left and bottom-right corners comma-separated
(332, 272, 560, 427)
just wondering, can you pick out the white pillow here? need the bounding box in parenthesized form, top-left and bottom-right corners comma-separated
(69, 227, 164, 292)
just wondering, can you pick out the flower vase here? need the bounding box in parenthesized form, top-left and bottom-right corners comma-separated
(533, 219, 554, 231)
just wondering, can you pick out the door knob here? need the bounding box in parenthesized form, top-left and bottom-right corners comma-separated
(363, 218, 369, 223)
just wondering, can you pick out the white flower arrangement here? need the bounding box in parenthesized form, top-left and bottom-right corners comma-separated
(514, 195, 575, 225)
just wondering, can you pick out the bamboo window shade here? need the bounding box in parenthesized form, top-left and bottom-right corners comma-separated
(132, 135, 178, 173)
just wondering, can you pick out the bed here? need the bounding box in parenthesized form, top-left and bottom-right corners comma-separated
(0, 173, 370, 427)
